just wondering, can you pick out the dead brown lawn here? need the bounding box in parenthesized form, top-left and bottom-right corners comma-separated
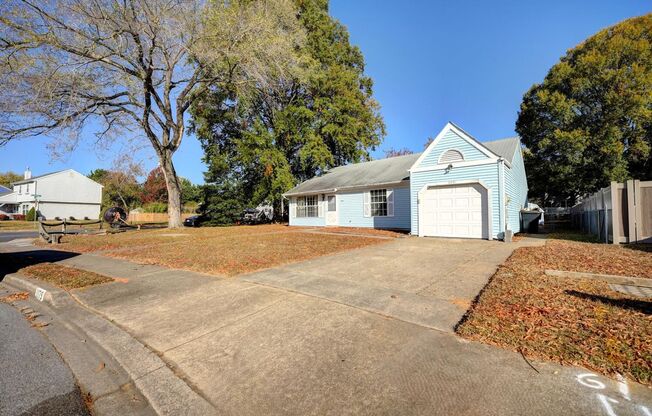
(20, 263, 114, 290)
(457, 238, 652, 386)
(49, 224, 388, 275)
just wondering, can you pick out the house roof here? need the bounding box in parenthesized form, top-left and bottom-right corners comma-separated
(0, 185, 11, 195)
(11, 169, 68, 185)
(483, 137, 521, 164)
(284, 153, 421, 196)
(283, 134, 522, 197)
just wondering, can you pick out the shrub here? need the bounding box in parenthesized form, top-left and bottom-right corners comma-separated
(0, 214, 9, 221)
(25, 207, 36, 221)
(13, 214, 25, 220)
(142, 202, 167, 213)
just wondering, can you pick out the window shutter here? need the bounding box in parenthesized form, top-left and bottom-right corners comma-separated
(363, 191, 371, 217)
(318, 195, 324, 217)
(387, 189, 394, 217)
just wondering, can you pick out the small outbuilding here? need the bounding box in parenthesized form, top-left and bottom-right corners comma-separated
(284, 122, 528, 240)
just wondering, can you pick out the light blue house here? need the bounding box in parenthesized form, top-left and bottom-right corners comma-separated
(284, 122, 528, 239)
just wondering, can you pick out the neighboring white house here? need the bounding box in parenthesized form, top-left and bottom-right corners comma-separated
(0, 169, 103, 220)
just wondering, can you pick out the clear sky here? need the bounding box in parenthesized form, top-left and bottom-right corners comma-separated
(1, 0, 650, 184)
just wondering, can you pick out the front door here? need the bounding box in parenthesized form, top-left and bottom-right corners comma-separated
(325, 194, 338, 226)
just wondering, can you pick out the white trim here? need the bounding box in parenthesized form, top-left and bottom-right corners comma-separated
(410, 158, 499, 173)
(498, 158, 506, 235)
(409, 122, 500, 172)
(417, 180, 493, 240)
(283, 180, 409, 197)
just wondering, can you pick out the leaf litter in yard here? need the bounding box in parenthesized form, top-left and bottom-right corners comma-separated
(457, 238, 652, 387)
(20, 263, 114, 290)
(50, 225, 390, 276)
(0, 292, 29, 303)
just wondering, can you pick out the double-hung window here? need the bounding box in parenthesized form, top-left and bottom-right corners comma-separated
(296, 195, 318, 218)
(370, 189, 388, 217)
(364, 188, 394, 217)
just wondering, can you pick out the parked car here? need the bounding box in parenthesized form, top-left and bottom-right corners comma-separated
(183, 214, 208, 227)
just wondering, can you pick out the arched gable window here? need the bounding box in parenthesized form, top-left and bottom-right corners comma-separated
(438, 149, 464, 164)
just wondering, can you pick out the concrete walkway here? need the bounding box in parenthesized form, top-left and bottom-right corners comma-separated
(2, 237, 651, 415)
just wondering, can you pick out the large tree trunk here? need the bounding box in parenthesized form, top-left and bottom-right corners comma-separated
(160, 150, 183, 228)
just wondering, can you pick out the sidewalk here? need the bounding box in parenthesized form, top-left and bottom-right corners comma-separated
(2, 240, 651, 415)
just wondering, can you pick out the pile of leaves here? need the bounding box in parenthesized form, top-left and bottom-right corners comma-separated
(457, 239, 652, 386)
(20, 263, 113, 290)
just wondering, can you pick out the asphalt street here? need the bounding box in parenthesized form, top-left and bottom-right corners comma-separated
(0, 232, 38, 243)
(0, 302, 89, 416)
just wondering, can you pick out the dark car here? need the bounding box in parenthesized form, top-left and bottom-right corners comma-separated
(183, 214, 207, 227)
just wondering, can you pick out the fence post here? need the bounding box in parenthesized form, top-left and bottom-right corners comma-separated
(633, 179, 642, 243)
(610, 182, 620, 244)
(626, 179, 636, 243)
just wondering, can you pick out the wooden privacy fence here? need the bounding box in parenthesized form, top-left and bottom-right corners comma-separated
(127, 212, 193, 223)
(571, 179, 652, 244)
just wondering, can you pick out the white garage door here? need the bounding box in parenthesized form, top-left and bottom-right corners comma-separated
(420, 184, 486, 239)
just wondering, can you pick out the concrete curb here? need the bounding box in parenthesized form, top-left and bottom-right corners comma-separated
(544, 269, 652, 288)
(2, 273, 217, 416)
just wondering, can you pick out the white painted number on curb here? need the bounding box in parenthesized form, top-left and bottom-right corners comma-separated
(597, 394, 619, 416)
(576, 373, 651, 416)
(35, 288, 46, 302)
(577, 373, 606, 390)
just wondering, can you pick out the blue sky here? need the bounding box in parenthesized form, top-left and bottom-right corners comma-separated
(1, 0, 650, 184)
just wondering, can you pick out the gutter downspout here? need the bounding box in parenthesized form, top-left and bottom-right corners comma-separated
(498, 157, 506, 239)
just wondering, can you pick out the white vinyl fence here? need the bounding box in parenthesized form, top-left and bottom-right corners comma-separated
(571, 180, 652, 244)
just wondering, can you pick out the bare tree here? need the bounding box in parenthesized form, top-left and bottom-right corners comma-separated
(0, 0, 304, 227)
(384, 147, 413, 158)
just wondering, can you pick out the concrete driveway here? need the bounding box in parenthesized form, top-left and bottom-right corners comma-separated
(4, 236, 650, 415)
(242, 237, 523, 332)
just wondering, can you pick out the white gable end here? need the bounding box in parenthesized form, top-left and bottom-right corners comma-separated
(410, 122, 498, 171)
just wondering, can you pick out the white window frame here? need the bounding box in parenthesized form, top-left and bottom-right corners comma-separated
(296, 195, 319, 218)
(363, 188, 394, 217)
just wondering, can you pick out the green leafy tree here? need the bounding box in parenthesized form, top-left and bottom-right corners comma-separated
(0, 171, 22, 188)
(516, 14, 652, 205)
(192, 0, 385, 221)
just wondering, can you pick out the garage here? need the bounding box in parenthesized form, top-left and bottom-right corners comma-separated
(419, 183, 489, 239)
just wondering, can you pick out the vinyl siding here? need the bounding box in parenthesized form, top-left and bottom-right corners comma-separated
(410, 163, 501, 238)
(504, 145, 528, 233)
(418, 130, 488, 168)
(288, 196, 325, 227)
(337, 186, 411, 229)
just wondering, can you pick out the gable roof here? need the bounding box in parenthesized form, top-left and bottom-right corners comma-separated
(284, 153, 421, 196)
(483, 137, 521, 164)
(283, 125, 523, 197)
(0, 184, 11, 195)
(11, 169, 68, 185)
